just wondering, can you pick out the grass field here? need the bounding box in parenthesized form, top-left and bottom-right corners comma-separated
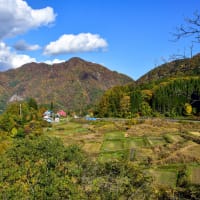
(104, 131, 124, 140)
(148, 136, 166, 146)
(189, 166, 200, 184)
(82, 142, 102, 154)
(46, 118, 200, 187)
(168, 134, 185, 143)
(149, 168, 178, 187)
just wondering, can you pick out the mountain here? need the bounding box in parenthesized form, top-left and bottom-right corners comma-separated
(0, 57, 133, 112)
(95, 54, 200, 118)
(137, 54, 200, 84)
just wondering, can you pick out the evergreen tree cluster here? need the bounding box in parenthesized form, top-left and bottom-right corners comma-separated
(95, 77, 200, 118)
(152, 78, 200, 116)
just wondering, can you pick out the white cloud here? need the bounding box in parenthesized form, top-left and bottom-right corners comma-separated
(14, 40, 40, 51)
(13, 40, 40, 51)
(44, 58, 65, 65)
(44, 33, 108, 55)
(0, 42, 36, 70)
(0, 0, 56, 39)
(11, 54, 36, 68)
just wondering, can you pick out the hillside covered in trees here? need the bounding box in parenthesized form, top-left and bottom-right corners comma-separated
(137, 54, 200, 84)
(95, 54, 200, 118)
(0, 57, 133, 113)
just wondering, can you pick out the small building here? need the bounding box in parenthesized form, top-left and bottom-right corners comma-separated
(57, 110, 66, 117)
(43, 116, 53, 123)
(43, 110, 53, 117)
(43, 110, 54, 123)
(55, 117, 60, 122)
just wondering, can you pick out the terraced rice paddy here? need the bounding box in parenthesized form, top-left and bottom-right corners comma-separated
(46, 118, 200, 187)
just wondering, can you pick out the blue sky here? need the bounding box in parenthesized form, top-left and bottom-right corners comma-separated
(0, 0, 199, 80)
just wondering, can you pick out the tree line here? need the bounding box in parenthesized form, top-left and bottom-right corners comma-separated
(95, 77, 200, 118)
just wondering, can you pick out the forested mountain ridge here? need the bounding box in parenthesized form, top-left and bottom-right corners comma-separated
(0, 57, 133, 112)
(96, 54, 200, 118)
(1, 54, 200, 115)
(137, 53, 200, 84)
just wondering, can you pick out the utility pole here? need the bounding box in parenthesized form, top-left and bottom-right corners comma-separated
(19, 103, 22, 118)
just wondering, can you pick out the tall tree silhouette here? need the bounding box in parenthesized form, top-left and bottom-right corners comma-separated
(174, 11, 200, 43)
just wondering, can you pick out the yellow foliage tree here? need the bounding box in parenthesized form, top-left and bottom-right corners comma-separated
(183, 103, 192, 116)
(120, 95, 131, 117)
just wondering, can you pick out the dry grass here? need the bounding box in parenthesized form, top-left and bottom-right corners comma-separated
(148, 136, 166, 146)
(149, 169, 177, 187)
(155, 141, 200, 164)
(190, 131, 200, 137)
(169, 134, 185, 143)
(83, 142, 102, 154)
(127, 119, 179, 137)
(190, 167, 200, 184)
(127, 118, 200, 137)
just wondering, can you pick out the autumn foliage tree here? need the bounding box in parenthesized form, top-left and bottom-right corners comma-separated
(0, 99, 46, 137)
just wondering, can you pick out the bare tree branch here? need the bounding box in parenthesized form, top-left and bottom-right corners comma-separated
(173, 11, 200, 42)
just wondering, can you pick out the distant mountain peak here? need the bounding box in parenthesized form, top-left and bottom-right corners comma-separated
(0, 58, 133, 111)
(67, 57, 86, 62)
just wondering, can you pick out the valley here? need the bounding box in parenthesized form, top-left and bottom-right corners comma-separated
(46, 117, 200, 187)
(1, 1, 200, 198)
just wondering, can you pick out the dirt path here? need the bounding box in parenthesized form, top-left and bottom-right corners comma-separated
(155, 142, 198, 164)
